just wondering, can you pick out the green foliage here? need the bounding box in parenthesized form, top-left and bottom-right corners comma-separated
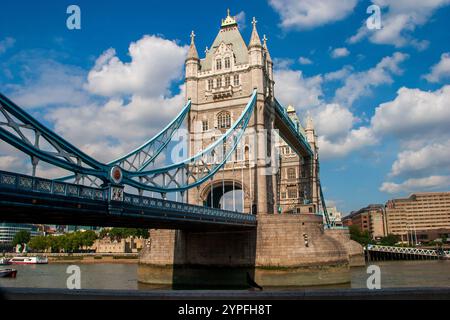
(28, 231, 98, 253)
(28, 236, 49, 252)
(12, 230, 31, 249)
(102, 228, 149, 240)
(349, 225, 373, 247)
(379, 234, 399, 246)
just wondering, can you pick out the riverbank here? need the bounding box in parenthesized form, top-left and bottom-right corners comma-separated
(2, 253, 139, 264)
(49, 256, 138, 264)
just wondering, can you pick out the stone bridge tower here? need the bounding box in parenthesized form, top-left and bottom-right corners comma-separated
(138, 10, 364, 288)
(185, 11, 276, 215)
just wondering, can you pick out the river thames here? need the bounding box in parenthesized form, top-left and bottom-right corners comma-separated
(1, 260, 449, 290)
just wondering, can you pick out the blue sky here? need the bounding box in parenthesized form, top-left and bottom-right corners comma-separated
(1, 0, 450, 214)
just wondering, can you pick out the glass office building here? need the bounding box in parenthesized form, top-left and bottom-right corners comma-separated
(0, 223, 41, 248)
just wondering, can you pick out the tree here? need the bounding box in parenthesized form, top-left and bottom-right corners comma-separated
(349, 225, 373, 247)
(81, 230, 97, 248)
(379, 234, 399, 246)
(28, 236, 49, 252)
(12, 230, 31, 252)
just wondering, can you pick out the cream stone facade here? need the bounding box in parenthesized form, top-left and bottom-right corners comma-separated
(92, 237, 144, 254)
(184, 11, 319, 215)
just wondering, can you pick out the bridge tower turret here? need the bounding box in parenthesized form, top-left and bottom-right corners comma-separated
(185, 31, 200, 104)
(305, 114, 320, 211)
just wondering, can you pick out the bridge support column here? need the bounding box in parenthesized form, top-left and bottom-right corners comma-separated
(138, 215, 361, 288)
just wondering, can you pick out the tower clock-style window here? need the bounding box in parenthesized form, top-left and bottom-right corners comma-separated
(225, 57, 231, 69)
(225, 76, 231, 87)
(217, 111, 231, 129)
(234, 74, 240, 86)
(216, 59, 222, 70)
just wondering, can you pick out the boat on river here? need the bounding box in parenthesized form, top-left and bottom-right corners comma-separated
(9, 256, 48, 265)
(0, 269, 17, 278)
(0, 257, 11, 265)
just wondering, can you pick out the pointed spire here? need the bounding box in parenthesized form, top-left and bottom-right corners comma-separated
(187, 30, 199, 60)
(306, 112, 314, 130)
(249, 17, 262, 48)
(263, 34, 272, 62)
(221, 8, 237, 28)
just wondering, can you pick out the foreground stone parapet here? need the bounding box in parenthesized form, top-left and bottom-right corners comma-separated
(139, 214, 360, 288)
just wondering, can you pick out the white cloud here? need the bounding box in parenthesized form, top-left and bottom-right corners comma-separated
(371, 85, 450, 138)
(47, 90, 184, 163)
(318, 126, 378, 159)
(7, 59, 90, 109)
(330, 47, 350, 58)
(380, 175, 450, 194)
(0, 37, 15, 54)
(390, 141, 450, 177)
(299, 56, 313, 65)
(269, 0, 358, 30)
(424, 52, 450, 83)
(324, 66, 353, 81)
(86, 35, 187, 98)
(349, 0, 450, 49)
(313, 104, 355, 140)
(235, 11, 247, 30)
(274, 68, 323, 109)
(334, 52, 408, 106)
(372, 85, 450, 192)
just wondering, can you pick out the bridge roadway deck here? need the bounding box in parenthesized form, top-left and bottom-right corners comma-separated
(0, 170, 256, 231)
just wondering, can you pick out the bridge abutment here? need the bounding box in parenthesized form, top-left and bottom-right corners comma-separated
(138, 214, 361, 288)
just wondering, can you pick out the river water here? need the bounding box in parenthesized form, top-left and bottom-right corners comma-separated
(1, 260, 449, 290)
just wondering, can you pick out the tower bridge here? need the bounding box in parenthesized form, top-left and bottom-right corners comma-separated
(0, 10, 363, 288)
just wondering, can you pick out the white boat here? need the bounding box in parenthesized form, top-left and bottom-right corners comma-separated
(9, 256, 48, 265)
(0, 257, 11, 265)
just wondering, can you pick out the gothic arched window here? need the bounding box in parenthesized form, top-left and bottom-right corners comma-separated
(217, 111, 231, 129)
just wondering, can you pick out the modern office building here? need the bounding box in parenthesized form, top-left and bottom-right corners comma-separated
(385, 192, 450, 243)
(0, 223, 41, 248)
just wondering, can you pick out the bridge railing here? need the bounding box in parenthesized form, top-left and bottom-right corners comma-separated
(122, 192, 256, 224)
(367, 244, 450, 258)
(0, 170, 108, 201)
(0, 170, 256, 225)
(274, 99, 313, 157)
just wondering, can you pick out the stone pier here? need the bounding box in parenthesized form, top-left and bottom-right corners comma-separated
(138, 214, 363, 288)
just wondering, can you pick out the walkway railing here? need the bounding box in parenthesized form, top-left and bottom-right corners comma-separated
(367, 244, 450, 258)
